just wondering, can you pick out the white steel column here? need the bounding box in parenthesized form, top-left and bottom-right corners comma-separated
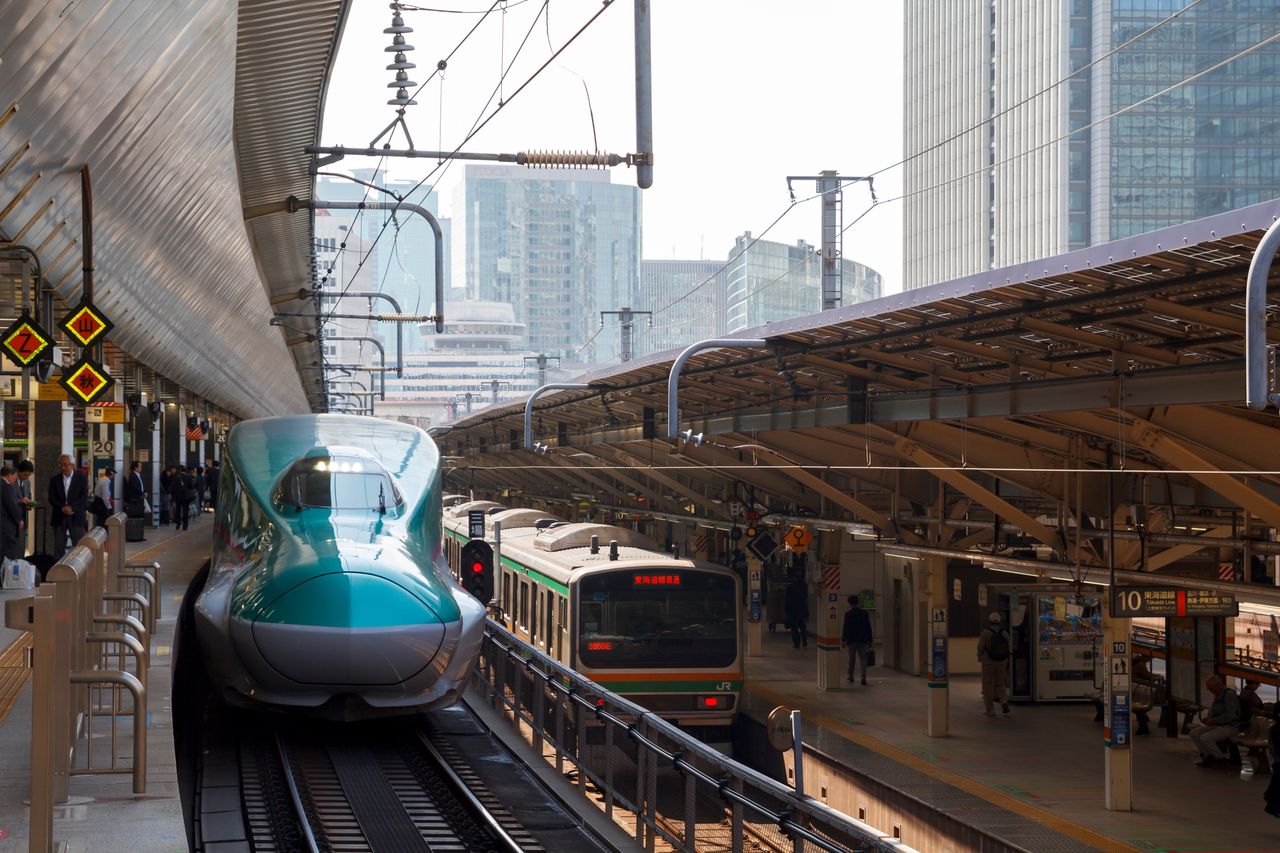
(1103, 614, 1133, 810)
(926, 555, 949, 737)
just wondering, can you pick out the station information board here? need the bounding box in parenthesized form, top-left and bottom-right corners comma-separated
(1111, 587, 1238, 618)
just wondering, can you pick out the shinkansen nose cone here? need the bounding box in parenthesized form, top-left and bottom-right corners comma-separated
(250, 572, 445, 686)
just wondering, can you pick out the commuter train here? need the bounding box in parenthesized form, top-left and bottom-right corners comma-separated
(443, 501, 742, 728)
(193, 415, 485, 719)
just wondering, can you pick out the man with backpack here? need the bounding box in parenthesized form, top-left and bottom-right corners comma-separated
(169, 466, 195, 531)
(977, 611, 1011, 716)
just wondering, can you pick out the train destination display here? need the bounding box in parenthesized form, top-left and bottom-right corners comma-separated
(1111, 587, 1238, 618)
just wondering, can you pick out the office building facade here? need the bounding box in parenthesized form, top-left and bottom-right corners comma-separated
(454, 165, 641, 364)
(904, 0, 1280, 290)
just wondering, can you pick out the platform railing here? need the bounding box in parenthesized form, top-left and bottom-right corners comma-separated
(105, 513, 160, 636)
(472, 621, 913, 853)
(2, 527, 153, 853)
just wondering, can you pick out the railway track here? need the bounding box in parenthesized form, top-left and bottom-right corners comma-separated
(201, 714, 536, 853)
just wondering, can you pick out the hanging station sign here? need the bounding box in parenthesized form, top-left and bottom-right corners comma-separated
(59, 356, 115, 405)
(59, 299, 114, 348)
(1110, 587, 1239, 618)
(1, 311, 53, 366)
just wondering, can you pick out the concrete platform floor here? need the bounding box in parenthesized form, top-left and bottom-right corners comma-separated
(0, 514, 212, 853)
(744, 629, 1280, 853)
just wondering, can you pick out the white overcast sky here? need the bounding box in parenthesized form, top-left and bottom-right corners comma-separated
(321, 0, 905, 292)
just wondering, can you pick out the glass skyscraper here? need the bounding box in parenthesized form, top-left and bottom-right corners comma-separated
(904, 0, 1280, 290)
(454, 165, 641, 364)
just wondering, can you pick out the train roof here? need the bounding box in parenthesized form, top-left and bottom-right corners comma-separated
(226, 414, 439, 509)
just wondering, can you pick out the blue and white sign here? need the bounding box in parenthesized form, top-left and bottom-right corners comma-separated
(1110, 691, 1130, 748)
(931, 636, 947, 679)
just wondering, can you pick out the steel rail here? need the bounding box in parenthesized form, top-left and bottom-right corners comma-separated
(273, 733, 321, 853)
(413, 730, 524, 853)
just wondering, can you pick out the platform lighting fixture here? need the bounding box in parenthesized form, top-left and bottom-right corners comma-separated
(881, 552, 922, 561)
(678, 429, 704, 447)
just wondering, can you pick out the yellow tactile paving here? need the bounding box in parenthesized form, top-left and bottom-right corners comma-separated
(748, 681, 1140, 853)
(0, 632, 33, 727)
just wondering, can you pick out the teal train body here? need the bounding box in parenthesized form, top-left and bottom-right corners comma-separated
(193, 414, 484, 718)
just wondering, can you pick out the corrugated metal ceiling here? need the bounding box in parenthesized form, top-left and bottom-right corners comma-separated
(0, 0, 346, 417)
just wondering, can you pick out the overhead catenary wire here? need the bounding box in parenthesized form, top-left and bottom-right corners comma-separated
(320, 0, 614, 339)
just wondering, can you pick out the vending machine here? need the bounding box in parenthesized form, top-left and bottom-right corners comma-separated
(987, 584, 1104, 702)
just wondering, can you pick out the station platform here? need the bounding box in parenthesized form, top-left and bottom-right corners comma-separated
(744, 630, 1280, 853)
(0, 516, 211, 853)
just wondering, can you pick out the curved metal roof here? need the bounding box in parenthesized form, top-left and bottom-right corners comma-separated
(0, 0, 344, 417)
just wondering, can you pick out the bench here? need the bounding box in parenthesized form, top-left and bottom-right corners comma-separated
(1232, 715, 1273, 774)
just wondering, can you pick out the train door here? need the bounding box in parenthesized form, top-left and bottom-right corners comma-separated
(519, 580, 530, 636)
(557, 598, 568, 662)
(544, 590, 554, 654)
(531, 584, 540, 646)
(502, 572, 513, 625)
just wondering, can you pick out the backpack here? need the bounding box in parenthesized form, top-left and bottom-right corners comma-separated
(987, 628, 1010, 662)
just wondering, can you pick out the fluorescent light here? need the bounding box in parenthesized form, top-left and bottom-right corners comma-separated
(882, 552, 922, 561)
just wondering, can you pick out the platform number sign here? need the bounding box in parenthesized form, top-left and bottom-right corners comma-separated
(59, 355, 114, 405)
(1, 311, 53, 366)
(59, 299, 114, 348)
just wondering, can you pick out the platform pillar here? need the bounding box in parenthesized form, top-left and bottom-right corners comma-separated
(1103, 613, 1133, 811)
(926, 555, 949, 737)
(816, 533, 843, 690)
(150, 408, 160, 526)
(746, 553, 764, 656)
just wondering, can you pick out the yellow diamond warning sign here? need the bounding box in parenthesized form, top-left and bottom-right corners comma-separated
(59, 300, 113, 348)
(784, 525, 812, 553)
(2, 312, 53, 366)
(59, 356, 114, 404)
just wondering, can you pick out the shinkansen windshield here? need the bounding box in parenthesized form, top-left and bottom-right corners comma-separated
(577, 570, 737, 669)
(273, 455, 403, 512)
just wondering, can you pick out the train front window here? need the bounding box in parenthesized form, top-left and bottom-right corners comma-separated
(578, 571, 737, 669)
(274, 457, 403, 512)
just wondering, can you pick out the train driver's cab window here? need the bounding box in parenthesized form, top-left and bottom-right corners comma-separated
(273, 454, 403, 513)
(578, 571, 737, 669)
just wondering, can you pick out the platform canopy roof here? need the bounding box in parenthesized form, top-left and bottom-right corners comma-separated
(0, 0, 348, 418)
(438, 198, 1280, 589)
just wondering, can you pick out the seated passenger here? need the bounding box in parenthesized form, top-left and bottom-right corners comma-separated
(1240, 679, 1264, 725)
(1133, 653, 1153, 683)
(1190, 676, 1241, 768)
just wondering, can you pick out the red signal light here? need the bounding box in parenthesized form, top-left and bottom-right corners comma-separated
(471, 561, 484, 573)
(703, 696, 719, 708)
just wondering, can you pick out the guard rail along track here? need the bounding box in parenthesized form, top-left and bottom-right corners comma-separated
(474, 620, 918, 853)
(237, 719, 526, 853)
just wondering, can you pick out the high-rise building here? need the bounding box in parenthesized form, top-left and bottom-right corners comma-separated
(453, 165, 641, 364)
(903, 0, 1280, 290)
(316, 172, 450, 355)
(722, 234, 883, 333)
(639, 260, 728, 354)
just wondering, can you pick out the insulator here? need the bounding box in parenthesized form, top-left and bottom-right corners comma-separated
(386, 52, 416, 71)
(385, 33, 415, 53)
(387, 70, 417, 89)
(384, 13, 413, 35)
(387, 88, 417, 107)
(519, 150, 624, 168)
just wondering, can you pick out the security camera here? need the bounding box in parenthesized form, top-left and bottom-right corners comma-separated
(32, 361, 54, 383)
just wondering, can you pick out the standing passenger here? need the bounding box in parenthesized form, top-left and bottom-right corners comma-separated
(47, 454, 88, 559)
(842, 594, 874, 685)
(169, 467, 193, 532)
(205, 458, 220, 513)
(15, 460, 34, 556)
(0, 466, 25, 560)
(977, 612, 1011, 716)
(92, 468, 115, 528)
(159, 465, 173, 526)
(785, 571, 809, 649)
(1264, 706, 1279, 817)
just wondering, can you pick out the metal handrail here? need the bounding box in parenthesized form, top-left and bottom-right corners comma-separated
(475, 621, 911, 853)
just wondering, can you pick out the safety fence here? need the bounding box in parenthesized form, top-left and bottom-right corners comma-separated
(472, 621, 916, 853)
(2, 512, 159, 852)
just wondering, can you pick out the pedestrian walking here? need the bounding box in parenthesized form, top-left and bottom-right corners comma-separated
(977, 611, 1011, 716)
(169, 466, 195, 531)
(842, 594, 874, 685)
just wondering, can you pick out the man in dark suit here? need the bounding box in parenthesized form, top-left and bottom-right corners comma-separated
(48, 454, 88, 559)
(0, 466, 24, 560)
(124, 461, 148, 516)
